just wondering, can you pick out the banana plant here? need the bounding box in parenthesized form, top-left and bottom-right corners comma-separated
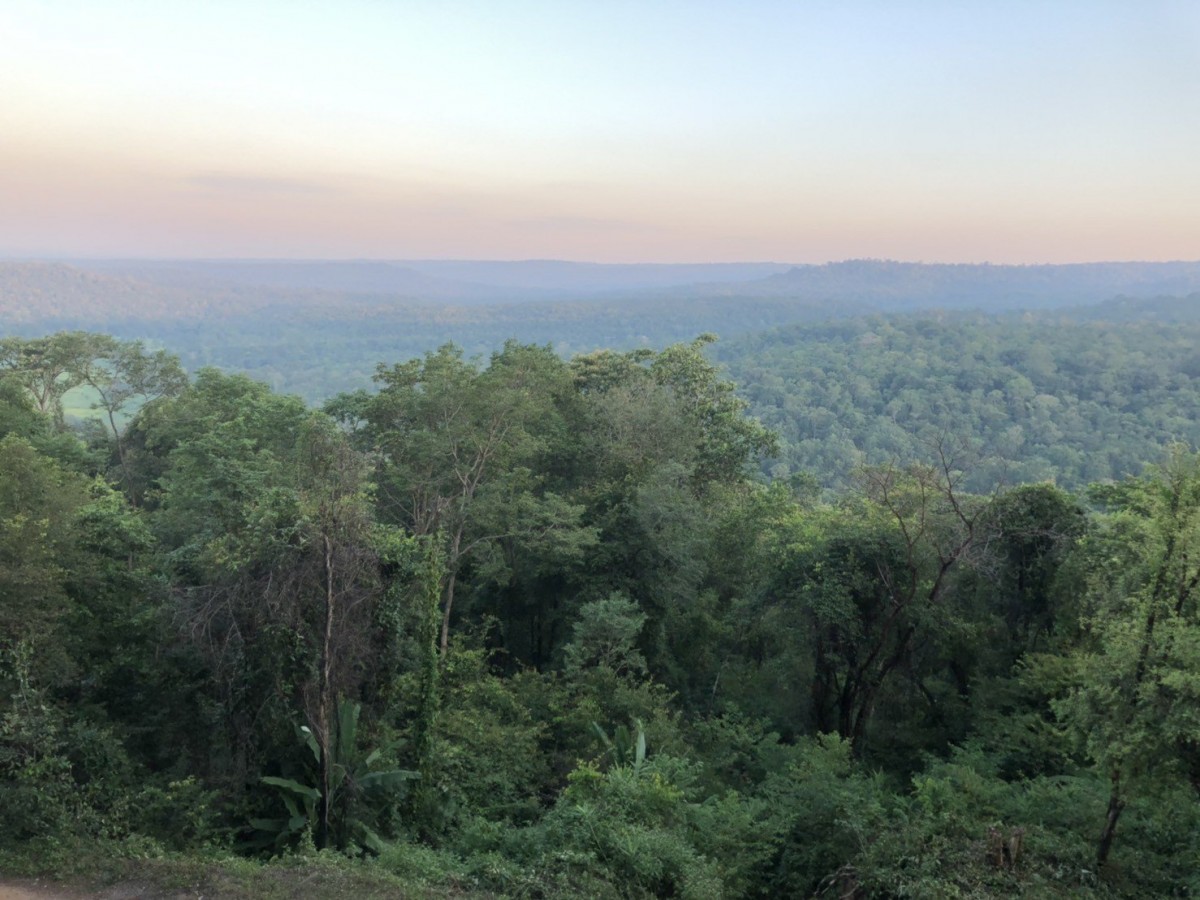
(591, 718, 647, 771)
(249, 697, 418, 853)
(249, 775, 319, 851)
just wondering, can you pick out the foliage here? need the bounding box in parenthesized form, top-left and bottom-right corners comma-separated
(562, 593, 648, 676)
(716, 314, 1200, 491)
(6, 327, 1200, 898)
(250, 698, 417, 854)
(1055, 448, 1200, 865)
(415, 645, 553, 831)
(0, 645, 136, 847)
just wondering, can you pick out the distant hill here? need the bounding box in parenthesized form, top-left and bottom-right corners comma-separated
(76, 259, 528, 304)
(396, 259, 792, 293)
(75, 259, 794, 304)
(1063, 292, 1200, 323)
(0, 262, 235, 323)
(0, 261, 434, 327)
(62, 258, 1200, 309)
(699, 259, 1200, 309)
(10, 258, 1200, 323)
(4, 258, 1200, 403)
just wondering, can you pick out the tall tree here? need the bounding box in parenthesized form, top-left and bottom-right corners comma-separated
(764, 443, 998, 753)
(565, 338, 776, 681)
(1056, 448, 1200, 865)
(336, 342, 590, 656)
(0, 436, 90, 675)
(79, 338, 187, 499)
(0, 332, 99, 427)
(136, 370, 396, 804)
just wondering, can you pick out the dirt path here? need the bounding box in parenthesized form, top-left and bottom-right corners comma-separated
(0, 879, 167, 900)
(0, 881, 79, 900)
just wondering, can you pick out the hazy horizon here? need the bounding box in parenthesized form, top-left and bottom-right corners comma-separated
(4, 2, 1198, 264)
(8, 255, 1200, 268)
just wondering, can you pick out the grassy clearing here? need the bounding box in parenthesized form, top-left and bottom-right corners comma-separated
(59, 384, 134, 430)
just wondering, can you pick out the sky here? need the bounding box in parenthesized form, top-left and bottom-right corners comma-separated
(2, 1, 1198, 264)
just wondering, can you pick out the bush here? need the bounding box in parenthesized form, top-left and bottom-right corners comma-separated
(0, 650, 136, 847)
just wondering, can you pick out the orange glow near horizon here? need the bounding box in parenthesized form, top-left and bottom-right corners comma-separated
(3, 2, 1198, 264)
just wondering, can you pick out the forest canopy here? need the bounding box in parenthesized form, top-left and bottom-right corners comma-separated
(2, 329, 1199, 898)
(717, 313, 1200, 490)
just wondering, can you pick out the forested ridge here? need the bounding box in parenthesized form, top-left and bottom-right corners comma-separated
(3, 330, 1200, 898)
(6, 260, 1200, 403)
(719, 310, 1200, 491)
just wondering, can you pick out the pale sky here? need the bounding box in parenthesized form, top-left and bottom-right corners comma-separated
(2, 1, 1198, 263)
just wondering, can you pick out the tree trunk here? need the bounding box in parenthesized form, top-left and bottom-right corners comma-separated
(415, 540, 442, 773)
(106, 407, 137, 507)
(848, 686, 874, 754)
(439, 570, 457, 657)
(439, 529, 463, 657)
(317, 533, 336, 849)
(1097, 769, 1125, 866)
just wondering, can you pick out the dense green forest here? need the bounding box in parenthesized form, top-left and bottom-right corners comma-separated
(719, 311, 1200, 491)
(3, 330, 1200, 898)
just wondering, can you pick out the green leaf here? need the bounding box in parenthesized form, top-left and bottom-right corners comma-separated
(352, 821, 386, 855)
(262, 775, 321, 801)
(300, 725, 321, 764)
(358, 769, 419, 794)
(281, 794, 300, 820)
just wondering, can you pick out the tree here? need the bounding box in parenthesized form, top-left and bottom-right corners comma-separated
(565, 338, 776, 683)
(765, 442, 998, 754)
(562, 592, 648, 677)
(571, 335, 776, 491)
(647, 335, 777, 486)
(0, 434, 149, 694)
(0, 332, 97, 427)
(973, 482, 1087, 654)
(78, 338, 187, 499)
(137, 370, 397, 807)
(0, 333, 187, 492)
(0, 435, 91, 677)
(1056, 448, 1200, 865)
(337, 342, 590, 656)
(0, 435, 155, 846)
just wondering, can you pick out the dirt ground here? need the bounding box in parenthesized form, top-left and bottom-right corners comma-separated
(0, 881, 76, 900)
(0, 879, 190, 900)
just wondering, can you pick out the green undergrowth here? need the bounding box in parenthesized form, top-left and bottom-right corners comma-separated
(0, 837, 495, 899)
